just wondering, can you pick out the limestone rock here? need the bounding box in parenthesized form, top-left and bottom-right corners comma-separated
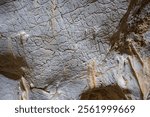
(0, 0, 150, 100)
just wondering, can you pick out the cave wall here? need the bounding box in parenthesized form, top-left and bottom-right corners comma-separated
(0, 0, 150, 100)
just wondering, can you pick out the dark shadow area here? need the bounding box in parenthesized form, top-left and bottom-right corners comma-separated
(0, 0, 14, 5)
(0, 53, 27, 80)
(80, 84, 130, 100)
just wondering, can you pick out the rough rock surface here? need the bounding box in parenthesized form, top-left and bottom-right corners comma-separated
(0, 0, 150, 100)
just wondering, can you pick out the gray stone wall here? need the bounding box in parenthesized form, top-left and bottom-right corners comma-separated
(0, 0, 150, 100)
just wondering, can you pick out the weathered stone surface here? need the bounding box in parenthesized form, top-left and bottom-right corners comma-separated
(0, 0, 150, 100)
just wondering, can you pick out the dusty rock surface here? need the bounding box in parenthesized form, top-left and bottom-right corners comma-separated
(0, 0, 150, 100)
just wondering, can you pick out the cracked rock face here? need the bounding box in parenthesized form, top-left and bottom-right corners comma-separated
(0, 0, 150, 100)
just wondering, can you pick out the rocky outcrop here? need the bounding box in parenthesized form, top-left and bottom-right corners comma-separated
(0, 0, 150, 100)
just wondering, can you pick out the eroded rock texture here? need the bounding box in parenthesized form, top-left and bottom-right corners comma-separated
(0, 0, 150, 100)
